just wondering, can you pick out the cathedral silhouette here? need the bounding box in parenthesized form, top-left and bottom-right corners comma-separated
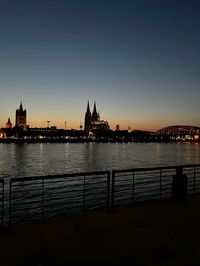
(84, 101, 110, 131)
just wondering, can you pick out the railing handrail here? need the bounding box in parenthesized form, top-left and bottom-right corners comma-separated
(0, 178, 4, 227)
(112, 164, 200, 174)
(10, 170, 110, 183)
(7, 164, 200, 182)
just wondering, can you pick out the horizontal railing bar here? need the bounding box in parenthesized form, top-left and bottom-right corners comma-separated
(43, 179, 107, 185)
(83, 193, 107, 199)
(45, 199, 84, 206)
(44, 189, 83, 195)
(135, 187, 163, 193)
(11, 192, 43, 200)
(47, 186, 106, 194)
(44, 194, 107, 203)
(85, 190, 107, 196)
(113, 164, 200, 174)
(11, 200, 43, 207)
(10, 171, 110, 183)
(44, 205, 79, 211)
(44, 191, 83, 198)
(45, 184, 83, 190)
(10, 189, 42, 194)
(114, 188, 133, 194)
(11, 183, 44, 188)
(134, 183, 161, 188)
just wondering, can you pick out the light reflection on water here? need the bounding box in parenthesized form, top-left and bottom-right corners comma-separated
(0, 142, 200, 179)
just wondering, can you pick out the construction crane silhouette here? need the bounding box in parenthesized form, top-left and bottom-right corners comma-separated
(44, 121, 51, 128)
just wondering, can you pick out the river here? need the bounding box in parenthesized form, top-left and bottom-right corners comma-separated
(0, 142, 200, 179)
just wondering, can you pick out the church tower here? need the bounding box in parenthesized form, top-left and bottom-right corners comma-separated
(15, 102, 27, 129)
(84, 100, 109, 132)
(92, 101, 100, 122)
(5, 118, 12, 128)
(84, 101, 91, 131)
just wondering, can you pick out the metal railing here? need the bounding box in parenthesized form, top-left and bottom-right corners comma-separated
(9, 171, 110, 225)
(0, 164, 199, 226)
(181, 164, 200, 194)
(111, 164, 200, 208)
(0, 179, 4, 227)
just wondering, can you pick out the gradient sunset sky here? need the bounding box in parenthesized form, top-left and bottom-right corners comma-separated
(0, 0, 200, 131)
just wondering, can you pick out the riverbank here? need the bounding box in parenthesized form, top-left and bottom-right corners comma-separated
(1, 195, 200, 265)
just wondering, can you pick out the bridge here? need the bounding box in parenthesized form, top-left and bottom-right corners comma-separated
(155, 125, 200, 142)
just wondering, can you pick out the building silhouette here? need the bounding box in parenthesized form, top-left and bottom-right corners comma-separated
(84, 101, 92, 131)
(5, 118, 12, 128)
(15, 102, 27, 130)
(84, 101, 110, 131)
(91, 101, 100, 122)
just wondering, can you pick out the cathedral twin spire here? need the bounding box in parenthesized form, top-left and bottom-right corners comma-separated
(84, 101, 100, 131)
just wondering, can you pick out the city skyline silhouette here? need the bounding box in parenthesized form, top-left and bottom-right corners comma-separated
(1, 100, 200, 133)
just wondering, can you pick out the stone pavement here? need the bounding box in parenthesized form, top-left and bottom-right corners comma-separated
(1, 195, 200, 265)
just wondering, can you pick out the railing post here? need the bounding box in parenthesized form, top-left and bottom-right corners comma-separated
(1, 180, 4, 228)
(9, 180, 12, 228)
(41, 178, 45, 219)
(106, 171, 110, 211)
(194, 167, 196, 194)
(111, 171, 115, 210)
(160, 169, 162, 199)
(132, 171, 135, 203)
(83, 175, 86, 211)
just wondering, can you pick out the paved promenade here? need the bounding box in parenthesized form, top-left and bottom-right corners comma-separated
(1, 195, 200, 265)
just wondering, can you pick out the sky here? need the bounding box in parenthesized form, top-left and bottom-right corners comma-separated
(0, 0, 200, 131)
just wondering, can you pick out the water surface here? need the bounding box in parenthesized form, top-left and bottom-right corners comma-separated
(0, 142, 200, 179)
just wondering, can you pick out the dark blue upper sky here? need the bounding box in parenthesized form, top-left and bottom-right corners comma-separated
(0, 0, 200, 130)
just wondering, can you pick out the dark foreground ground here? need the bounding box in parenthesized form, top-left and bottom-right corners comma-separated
(1, 195, 200, 265)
